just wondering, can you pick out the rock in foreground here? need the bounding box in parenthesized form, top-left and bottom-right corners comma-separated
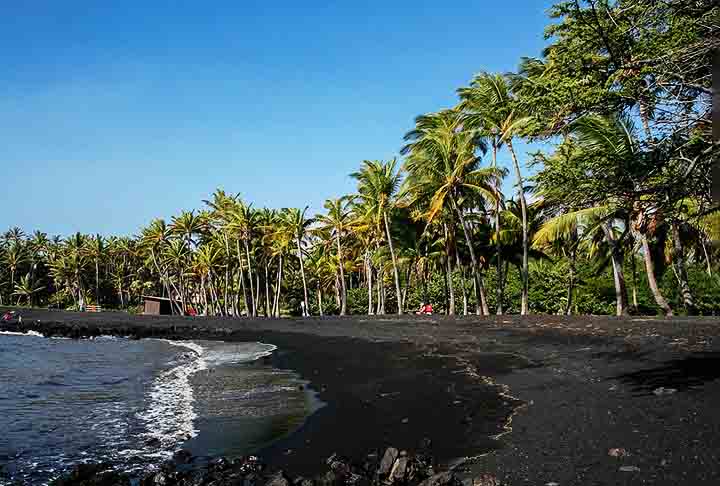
(51, 448, 503, 486)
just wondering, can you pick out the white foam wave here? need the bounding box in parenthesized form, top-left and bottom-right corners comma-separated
(136, 340, 207, 450)
(136, 339, 278, 453)
(0, 330, 43, 337)
(202, 342, 277, 367)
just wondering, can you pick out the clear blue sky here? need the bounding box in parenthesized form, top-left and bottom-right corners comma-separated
(1, 1, 555, 237)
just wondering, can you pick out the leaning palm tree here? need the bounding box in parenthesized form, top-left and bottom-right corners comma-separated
(458, 72, 532, 314)
(315, 197, 353, 315)
(401, 109, 502, 315)
(573, 114, 674, 316)
(351, 160, 405, 314)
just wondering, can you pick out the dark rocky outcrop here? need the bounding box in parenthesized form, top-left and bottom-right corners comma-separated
(51, 448, 502, 486)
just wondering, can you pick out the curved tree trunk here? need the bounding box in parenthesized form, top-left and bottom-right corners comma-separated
(701, 239, 712, 276)
(383, 212, 403, 314)
(492, 141, 504, 315)
(296, 237, 310, 316)
(454, 203, 489, 316)
(641, 236, 673, 316)
(506, 140, 529, 315)
(671, 223, 695, 314)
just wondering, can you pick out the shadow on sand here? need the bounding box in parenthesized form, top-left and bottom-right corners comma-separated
(614, 352, 720, 394)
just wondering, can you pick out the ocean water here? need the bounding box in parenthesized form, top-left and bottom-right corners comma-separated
(0, 332, 321, 485)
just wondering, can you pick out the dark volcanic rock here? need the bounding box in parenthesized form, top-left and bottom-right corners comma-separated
(265, 471, 292, 486)
(378, 448, 399, 477)
(51, 463, 131, 486)
(417, 472, 460, 486)
(172, 449, 194, 465)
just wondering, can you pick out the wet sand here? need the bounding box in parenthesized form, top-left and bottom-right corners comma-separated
(3, 310, 720, 485)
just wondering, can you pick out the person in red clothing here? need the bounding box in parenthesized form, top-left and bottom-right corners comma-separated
(416, 302, 433, 315)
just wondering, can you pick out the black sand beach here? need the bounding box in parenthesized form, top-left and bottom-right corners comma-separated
(3, 310, 720, 485)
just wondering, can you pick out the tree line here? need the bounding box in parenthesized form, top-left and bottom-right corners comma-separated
(1, 0, 717, 317)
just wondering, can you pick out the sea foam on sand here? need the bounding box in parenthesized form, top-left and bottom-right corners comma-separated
(136, 340, 278, 453)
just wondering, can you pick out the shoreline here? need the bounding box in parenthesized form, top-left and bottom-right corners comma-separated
(3, 310, 720, 484)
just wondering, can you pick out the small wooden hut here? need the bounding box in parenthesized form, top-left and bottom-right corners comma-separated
(141, 295, 181, 315)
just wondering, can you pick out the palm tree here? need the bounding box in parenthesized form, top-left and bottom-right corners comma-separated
(351, 160, 405, 314)
(4, 243, 26, 297)
(316, 198, 353, 315)
(573, 114, 674, 316)
(85, 234, 105, 305)
(402, 109, 502, 315)
(65, 233, 90, 310)
(171, 210, 204, 249)
(228, 201, 258, 316)
(139, 219, 182, 313)
(279, 207, 314, 316)
(3, 227, 25, 245)
(192, 242, 223, 315)
(534, 207, 598, 315)
(459, 72, 532, 314)
(13, 272, 43, 306)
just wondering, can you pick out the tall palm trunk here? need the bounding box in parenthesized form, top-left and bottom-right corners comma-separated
(236, 240, 250, 316)
(264, 264, 271, 317)
(95, 260, 100, 305)
(296, 237, 310, 316)
(631, 254, 639, 311)
(223, 235, 232, 316)
(244, 240, 256, 316)
(255, 273, 261, 314)
(334, 273, 341, 307)
(671, 223, 695, 314)
(701, 240, 712, 276)
(336, 233, 347, 315)
(366, 251, 373, 315)
(456, 251, 468, 315)
(150, 248, 180, 315)
(383, 212, 403, 314)
(317, 286, 324, 316)
(200, 275, 208, 315)
(641, 236, 673, 316)
(602, 224, 629, 316)
(492, 141, 504, 315)
(454, 203, 489, 316)
(506, 140, 529, 315)
(564, 249, 576, 315)
(273, 255, 284, 318)
(443, 222, 455, 315)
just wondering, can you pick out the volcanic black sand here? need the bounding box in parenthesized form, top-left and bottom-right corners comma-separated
(3, 309, 720, 485)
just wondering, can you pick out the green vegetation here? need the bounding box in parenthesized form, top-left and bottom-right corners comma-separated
(1, 0, 717, 316)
